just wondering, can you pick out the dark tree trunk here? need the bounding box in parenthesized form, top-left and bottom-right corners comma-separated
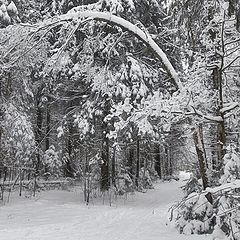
(44, 102, 51, 175)
(128, 147, 134, 179)
(216, 70, 226, 172)
(45, 102, 51, 151)
(154, 144, 161, 178)
(211, 67, 226, 173)
(101, 136, 109, 191)
(30, 66, 44, 177)
(164, 146, 169, 177)
(100, 96, 111, 191)
(168, 143, 173, 176)
(35, 103, 43, 176)
(208, 5, 226, 173)
(65, 123, 74, 178)
(135, 137, 140, 187)
(84, 148, 90, 203)
(64, 98, 75, 178)
(193, 124, 209, 190)
(111, 145, 116, 187)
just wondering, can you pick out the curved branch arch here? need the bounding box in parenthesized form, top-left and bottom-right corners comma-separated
(54, 11, 183, 90)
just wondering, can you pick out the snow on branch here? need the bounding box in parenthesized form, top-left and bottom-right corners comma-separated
(205, 180, 240, 194)
(54, 11, 183, 90)
(172, 110, 224, 122)
(220, 102, 239, 114)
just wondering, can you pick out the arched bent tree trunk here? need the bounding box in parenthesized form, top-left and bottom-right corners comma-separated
(41, 11, 183, 90)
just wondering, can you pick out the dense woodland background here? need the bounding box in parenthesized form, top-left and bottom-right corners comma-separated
(0, 0, 240, 239)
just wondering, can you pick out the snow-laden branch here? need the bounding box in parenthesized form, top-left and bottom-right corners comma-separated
(205, 180, 240, 194)
(220, 102, 239, 114)
(171, 110, 223, 122)
(222, 55, 240, 71)
(54, 11, 183, 90)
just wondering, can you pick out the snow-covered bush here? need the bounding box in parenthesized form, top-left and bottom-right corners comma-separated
(85, 153, 101, 197)
(181, 176, 202, 196)
(148, 167, 159, 182)
(170, 191, 214, 235)
(1, 102, 35, 167)
(171, 146, 240, 239)
(213, 187, 240, 240)
(138, 168, 154, 190)
(220, 146, 240, 184)
(212, 146, 240, 239)
(116, 169, 134, 195)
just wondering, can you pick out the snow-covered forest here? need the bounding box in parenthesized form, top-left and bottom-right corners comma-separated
(0, 0, 240, 239)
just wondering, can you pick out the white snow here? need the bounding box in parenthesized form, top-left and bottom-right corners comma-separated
(0, 178, 211, 240)
(7, 1, 18, 14)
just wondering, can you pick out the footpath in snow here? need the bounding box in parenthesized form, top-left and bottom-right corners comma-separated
(0, 176, 212, 240)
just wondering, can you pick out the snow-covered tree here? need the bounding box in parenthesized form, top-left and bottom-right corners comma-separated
(43, 145, 62, 178)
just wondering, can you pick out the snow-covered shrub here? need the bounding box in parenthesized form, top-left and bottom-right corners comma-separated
(171, 146, 240, 239)
(220, 146, 240, 184)
(148, 168, 160, 182)
(1, 102, 35, 167)
(116, 169, 134, 195)
(138, 168, 154, 190)
(43, 145, 62, 178)
(170, 191, 214, 235)
(181, 176, 202, 196)
(211, 145, 240, 239)
(86, 153, 101, 197)
(211, 181, 240, 240)
(77, 152, 102, 202)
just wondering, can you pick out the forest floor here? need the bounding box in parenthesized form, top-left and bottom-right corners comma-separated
(0, 173, 212, 240)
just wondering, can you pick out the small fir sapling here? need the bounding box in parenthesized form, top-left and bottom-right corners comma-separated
(117, 169, 134, 195)
(43, 145, 62, 179)
(220, 145, 240, 184)
(181, 175, 202, 196)
(139, 168, 154, 190)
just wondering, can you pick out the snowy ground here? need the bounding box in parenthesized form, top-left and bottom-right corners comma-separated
(0, 174, 212, 240)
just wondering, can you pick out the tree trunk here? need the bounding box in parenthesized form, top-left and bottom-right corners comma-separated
(164, 146, 169, 177)
(35, 103, 43, 176)
(64, 98, 75, 178)
(135, 137, 140, 187)
(111, 145, 116, 187)
(101, 136, 109, 191)
(84, 147, 90, 203)
(128, 147, 134, 179)
(154, 144, 161, 179)
(168, 143, 173, 176)
(193, 124, 209, 190)
(208, 6, 226, 173)
(65, 122, 74, 178)
(216, 69, 226, 172)
(100, 97, 111, 191)
(45, 102, 51, 151)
